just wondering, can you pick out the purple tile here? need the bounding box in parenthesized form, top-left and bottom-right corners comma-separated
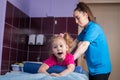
(2, 1, 31, 74)
(18, 34, 28, 50)
(1, 60, 9, 70)
(3, 24, 12, 47)
(5, 2, 14, 25)
(41, 35, 52, 51)
(54, 17, 67, 34)
(67, 17, 78, 34)
(41, 45, 50, 52)
(11, 27, 19, 48)
(17, 50, 23, 62)
(31, 18, 42, 34)
(28, 52, 39, 61)
(1, 47, 10, 74)
(16, 50, 27, 62)
(2, 47, 10, 61)
(19, 13, 26, 28)
(25, 17, 30, 29)
(13, 7, 20, 28)
(10, 49, 17, 62)
(22, 52, 28, 61)
(1, 60, 10, 74)
(40, 52, 49, 61)
(28, 46, 41, 52)
(42, 17, 54, 34)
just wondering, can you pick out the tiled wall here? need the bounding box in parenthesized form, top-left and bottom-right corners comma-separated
(29, 17, 78, 62)
(1, 2, 29, 74)
(1, 1, 78, 75)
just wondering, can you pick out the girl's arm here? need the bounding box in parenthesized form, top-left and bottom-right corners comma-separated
(50, 64, 75, 76)
(74, 41, 90, 60)
(38, 63, 49, 75)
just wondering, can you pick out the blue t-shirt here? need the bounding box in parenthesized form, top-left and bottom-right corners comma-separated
(77, 21, 112, 75)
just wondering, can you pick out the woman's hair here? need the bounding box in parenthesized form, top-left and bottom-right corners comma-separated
(48, 32, 73, 53)
(74, 2, 96, 22)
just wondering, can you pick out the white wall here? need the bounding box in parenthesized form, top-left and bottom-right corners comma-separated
(0, 0, 7, 74)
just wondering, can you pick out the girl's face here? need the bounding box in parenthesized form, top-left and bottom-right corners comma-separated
(51, 38, 68, 61)
(74, 10, 89, 27)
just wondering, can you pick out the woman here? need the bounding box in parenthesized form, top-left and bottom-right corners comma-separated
(71, 2, 112, 80)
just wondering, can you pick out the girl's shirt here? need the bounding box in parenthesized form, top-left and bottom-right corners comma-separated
(44, 53, 75, 67)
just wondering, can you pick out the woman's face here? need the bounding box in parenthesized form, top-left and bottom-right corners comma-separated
(51, 38, 68, 61)
(74, 10, 88, 27)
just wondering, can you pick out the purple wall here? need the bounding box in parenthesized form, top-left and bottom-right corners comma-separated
(1, 1, 30, 74)
(8, 0, 30, 16)
(0, 0, 7, 74)
(8, 0, 79, 17)
(29, 0, 79, 17)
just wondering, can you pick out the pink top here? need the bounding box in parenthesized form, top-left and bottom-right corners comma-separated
(44, 53, 75, 67)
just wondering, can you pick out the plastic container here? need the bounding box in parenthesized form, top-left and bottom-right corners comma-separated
(19, 65, 24, 72)
(11, 64, 20, 71)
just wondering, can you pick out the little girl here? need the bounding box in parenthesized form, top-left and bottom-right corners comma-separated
(38, 33, 75, 76)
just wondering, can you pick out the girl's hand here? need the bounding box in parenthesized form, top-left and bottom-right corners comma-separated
(50, 73, 61, 77)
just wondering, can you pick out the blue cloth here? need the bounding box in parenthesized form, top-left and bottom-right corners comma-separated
(23, 62, 85, 74)
(0, 72, 88, 80)
(77, 21, 112, 75)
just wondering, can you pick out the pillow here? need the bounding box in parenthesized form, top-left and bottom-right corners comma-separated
(23, 62, 42, 73)
(47, 65, 84, 73)
(23, 62, 84, 74)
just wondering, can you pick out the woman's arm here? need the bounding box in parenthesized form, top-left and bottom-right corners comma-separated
(38, 63, 49, 75)
(50, 64, 75, 76)
(74, 41, 90, 60)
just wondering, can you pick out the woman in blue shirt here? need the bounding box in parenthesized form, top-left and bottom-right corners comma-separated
(72, 2, 112, 80)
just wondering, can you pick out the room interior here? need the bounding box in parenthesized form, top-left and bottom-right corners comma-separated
(0, 0, 120, 80)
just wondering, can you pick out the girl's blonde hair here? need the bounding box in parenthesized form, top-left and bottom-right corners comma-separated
(48, 32, 73, 53)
